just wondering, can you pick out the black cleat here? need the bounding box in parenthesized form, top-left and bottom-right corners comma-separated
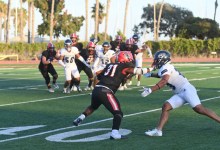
(73, 118, 82, 126)
(110, 135, 128, 140)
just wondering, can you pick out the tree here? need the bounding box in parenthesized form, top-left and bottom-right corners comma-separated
(176, 17, 220, 39)
(35, 0, 84, 39)
(85, 0, 88, 41)
(0, 1, 7, 42)
(123, 0, 129, 35)
(11, 8, 27, 39)
(50, 0, 55, 42)
(104, 0, 110, 40)
(91, 1, 106, 38)
(6, 0, 11, 44)
(134, 3, 193, 38)
(31, 1, 35, 43)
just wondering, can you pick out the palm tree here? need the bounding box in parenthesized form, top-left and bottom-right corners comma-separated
(6, 0, 11, 44)
(156, 0, 165, 41)
(94, 0, 99, 39)
(104, 0, 110, 40)
(20, 0, 24, 42)
(214, 0, 218, 21)
(0, 1, 7, 42)
(31, 1, 35, 43)
(154, 2, 157, 41)
(85, 0, 88, 41)
(50, 0, 55, 42)
(91, 1, 106, 38)
(123, 0, 129, 35)
(28, 1, 31, 43)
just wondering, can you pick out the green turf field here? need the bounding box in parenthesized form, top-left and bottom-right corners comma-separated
(0, 63, 220, 150)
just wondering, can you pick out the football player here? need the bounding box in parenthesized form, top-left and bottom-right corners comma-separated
(69, 33, 84, 91)
(38, 42, 60, 93)
(93, 41, 116, 86)
(58, 39, 90, 93)
(142, 50, 220, 136)
(75, 41, 96, 91)
(110, 35, 124, 53)
(72, 51, 153, 140)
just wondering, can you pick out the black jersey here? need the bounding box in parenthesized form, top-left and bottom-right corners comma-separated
(39, 50, 56, 68)
(97, 62, 135, 93)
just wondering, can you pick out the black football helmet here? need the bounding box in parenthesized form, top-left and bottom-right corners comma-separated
(153, 50, 171, 69)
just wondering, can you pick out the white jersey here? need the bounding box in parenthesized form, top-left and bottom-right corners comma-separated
(60, 47, 79, 68)
(158, 63, 189, 94)
(94, 49, 115, 68)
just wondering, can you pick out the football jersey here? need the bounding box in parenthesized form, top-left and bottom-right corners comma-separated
(95, 49, 115, 68)
(39, 50, 56, 68)
(60, 47, 79, 67)
(158, 63, 189, 94)
(97, 62, 135, 93)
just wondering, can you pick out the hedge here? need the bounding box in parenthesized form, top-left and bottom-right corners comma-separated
(0, 38, 219, 60)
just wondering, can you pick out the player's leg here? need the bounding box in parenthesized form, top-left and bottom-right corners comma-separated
(73, 87, 101, 126)
(84, 67, 94, 90)
(63, 67, 72, 93)
(184, 84, 220, 123)
(39, 67, 53, 92)
(48, 65, 59, 89)
(100, 90, 126, 139)
(145, 95, 185, 136)
(71, 68, 82, 92)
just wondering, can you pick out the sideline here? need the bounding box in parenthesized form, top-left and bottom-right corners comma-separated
(0, 96, 219, 143)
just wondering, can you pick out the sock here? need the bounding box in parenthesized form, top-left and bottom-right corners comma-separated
(79, 114, 85, 120)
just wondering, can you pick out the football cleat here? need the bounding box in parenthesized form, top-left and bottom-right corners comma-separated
(127, 81, 132, 85)
(53, 83, 59, 89)
(48, 88, 54, 93)
(73, 118, 83, 126)
(145, 128, 162, 136)
(110, 135, 127, 140)
(71, 85, 78, 92)
(76, 86, 82, 93)
(84, 86, 93, 91)
(118, 85, 125, 91)
(137, 81, 141, 86)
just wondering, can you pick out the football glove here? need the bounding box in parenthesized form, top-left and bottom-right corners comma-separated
(141, 87, 152, 97)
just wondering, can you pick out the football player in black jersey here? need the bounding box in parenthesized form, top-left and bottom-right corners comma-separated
(38, 42, 60, 93)
(110, 35, 124, 53)
(74, 41, 96, 91)
(73, 51, 153, 139)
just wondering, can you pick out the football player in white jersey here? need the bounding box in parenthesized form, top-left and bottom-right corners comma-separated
(58, 39, 90, 93)
(93, 41, 116, 85)
(141, 50, 220, 136)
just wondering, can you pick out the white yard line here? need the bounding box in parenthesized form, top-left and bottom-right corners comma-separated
(0, 96, 219, 143)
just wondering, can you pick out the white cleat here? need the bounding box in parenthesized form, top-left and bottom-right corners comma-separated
(84, 86, 93, 91)
(137, 81, 141, 86)
(71, 85, 78, 92)
(127, 81, 132, 85)
(118, 86, 125, 91)
(145, 128, 162, 136)
(48, 88, 54, 93)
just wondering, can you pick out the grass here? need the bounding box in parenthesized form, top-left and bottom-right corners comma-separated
(0, 63, 220, 150)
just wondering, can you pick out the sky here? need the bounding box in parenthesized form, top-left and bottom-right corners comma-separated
(2, 0, 220, 41)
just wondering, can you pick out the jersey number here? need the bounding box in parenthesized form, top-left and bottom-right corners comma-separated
(65, 57, 75, 63)
(104, 64, 118, 77)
